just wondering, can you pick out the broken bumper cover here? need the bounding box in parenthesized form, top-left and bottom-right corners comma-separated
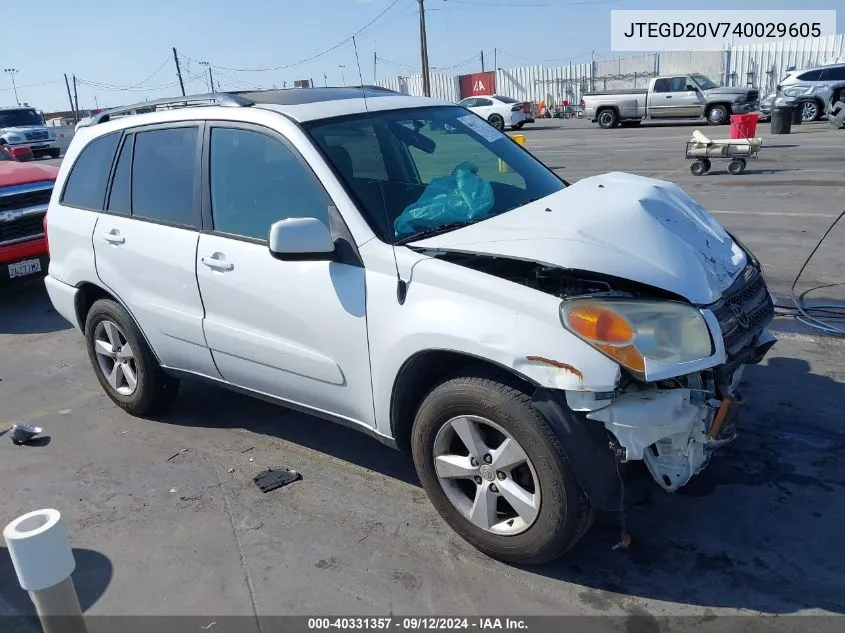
(586, 328, 776, 492)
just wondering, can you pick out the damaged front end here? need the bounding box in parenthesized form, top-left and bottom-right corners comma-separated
(429, 250, 776, 500)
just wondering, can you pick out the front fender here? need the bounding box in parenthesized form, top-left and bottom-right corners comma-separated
(364, 248, 621, 435)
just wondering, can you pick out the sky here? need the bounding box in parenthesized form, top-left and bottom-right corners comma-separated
(3, 0, 843, 112)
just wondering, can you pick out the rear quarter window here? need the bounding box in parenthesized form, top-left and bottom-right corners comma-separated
(60, 132, 120, 210)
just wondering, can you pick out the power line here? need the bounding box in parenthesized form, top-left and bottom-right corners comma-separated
(0, 79, 63, 92)
(193, 0, 404, 73)
(438, 0, 620, 6)
(496, 48, 593, 64)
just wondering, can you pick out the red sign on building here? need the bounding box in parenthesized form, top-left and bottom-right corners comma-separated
(458, 71, 496, 98)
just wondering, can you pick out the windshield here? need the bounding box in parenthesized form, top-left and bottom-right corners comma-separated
(0, 109, 44, 128)
(690, 74, 719, 90)
(304, 106, 565, 243)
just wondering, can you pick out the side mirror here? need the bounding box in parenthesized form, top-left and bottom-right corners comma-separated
(268, 217, 335, 261)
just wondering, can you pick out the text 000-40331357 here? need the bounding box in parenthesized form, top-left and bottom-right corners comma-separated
(610, 9, 836, 52)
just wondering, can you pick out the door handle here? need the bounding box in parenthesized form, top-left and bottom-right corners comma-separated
(201, 255, 234, 272)
(666, 95, 672, 99)
(102, 231, 125, 245)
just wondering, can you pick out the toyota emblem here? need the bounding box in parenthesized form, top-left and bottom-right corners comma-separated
(730, 302, 751, 328)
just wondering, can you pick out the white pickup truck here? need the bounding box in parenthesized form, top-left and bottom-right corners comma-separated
(583, 74, 760, 129)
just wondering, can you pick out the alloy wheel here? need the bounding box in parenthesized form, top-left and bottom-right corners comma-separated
(93, 320, 138, 396)
(432, 415, 541, 536)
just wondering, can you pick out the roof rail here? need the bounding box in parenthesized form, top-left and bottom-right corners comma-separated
(85, 92, 252, 127)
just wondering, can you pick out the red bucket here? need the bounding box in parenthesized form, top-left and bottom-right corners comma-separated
(730, 113, 758, 139)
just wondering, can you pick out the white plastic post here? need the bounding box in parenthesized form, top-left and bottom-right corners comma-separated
(3, 509, 88, 633)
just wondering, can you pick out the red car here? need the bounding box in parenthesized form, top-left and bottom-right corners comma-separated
(0, 150, 58, 284)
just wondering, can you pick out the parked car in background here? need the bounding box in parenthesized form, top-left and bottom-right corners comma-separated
(0, 144, 35, 162)
(0, 107, 61, 159)
(45, 89, 775, 565)
(583, 74, 759, 128)
(776, 62, 845, 121)
(0, 152, 57, 284)
(458, 94, 527, 130)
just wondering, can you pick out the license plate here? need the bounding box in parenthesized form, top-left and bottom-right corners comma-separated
(8, 259, 41, 278)
(31, 144, 48, 149)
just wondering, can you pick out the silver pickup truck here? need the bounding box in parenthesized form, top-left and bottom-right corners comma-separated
(583, 74, 760, 129)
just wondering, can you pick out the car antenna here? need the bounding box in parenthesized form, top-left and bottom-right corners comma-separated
(352, 35, 407, 305)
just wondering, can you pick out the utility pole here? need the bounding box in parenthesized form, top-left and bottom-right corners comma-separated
(481, 50, 485, 72)
(198, 61, 214, 93)
(4, 68, 20, 105)
(324, 73, 328, 87)
(64, 74, 77, 122)
(338, 65, 346, 85)
(72, 75, 79, 117)
(418, 0, 431, 96)
(374, 49, 378, 83)
(172, 47, 186, 96)
(494, 48, 497, 71)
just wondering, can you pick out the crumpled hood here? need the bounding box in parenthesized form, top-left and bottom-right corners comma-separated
(409, 172, 747, 305)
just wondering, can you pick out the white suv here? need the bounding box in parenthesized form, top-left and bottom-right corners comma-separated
(44, 88, 776, 564)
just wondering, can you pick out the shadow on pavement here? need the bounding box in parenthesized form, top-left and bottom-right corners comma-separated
(523, 356, 845, 614)
(0, 547, 113, 616)
(156, 380, 420, 487)
(0, 278, 72, 335)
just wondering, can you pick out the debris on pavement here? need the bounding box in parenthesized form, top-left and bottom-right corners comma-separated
(227, 468, 235, 473)
(254, 468, 302, 493)
(241, 446, 255, 453)
(165, 448, 190, 461)
(9, 423, 43, 445)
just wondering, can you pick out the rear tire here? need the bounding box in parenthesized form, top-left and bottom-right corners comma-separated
(512, 121, 525, 130)
(84, 299, 180, 417)
(488, 114, 505, 130)
(411, 369, 593, 565)
(690, 160, 707, 176)
(48, 149, 60, 159)
(728, 158, 746, 175)
(597, 108, 619, 129)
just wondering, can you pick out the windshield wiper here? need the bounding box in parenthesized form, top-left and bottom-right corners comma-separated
(394, 221, 476, 245)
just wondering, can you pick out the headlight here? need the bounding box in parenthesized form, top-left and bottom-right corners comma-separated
(560, 299, 713, 374)
(48, 131, 56, 140)
(7, 134, 23, 143)
(781, 86, 813, 97)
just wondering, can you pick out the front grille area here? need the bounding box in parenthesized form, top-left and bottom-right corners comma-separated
(24, 131, 49, 141)
(0, 187, 52, 214)
(747, 89, 759, 102)
(711, 266, 774, 355)
(0, 212, 45, 244)
(0, 183, 52, 245)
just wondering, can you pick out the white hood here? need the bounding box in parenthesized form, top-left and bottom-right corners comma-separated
(409, 172, 747, 305)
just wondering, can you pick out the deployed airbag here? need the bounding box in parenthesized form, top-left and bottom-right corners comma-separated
(394, 161, 494, 238)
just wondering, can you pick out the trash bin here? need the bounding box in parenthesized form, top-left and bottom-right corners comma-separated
(770, 105, 793, 134)
(730, 113, 759, 139)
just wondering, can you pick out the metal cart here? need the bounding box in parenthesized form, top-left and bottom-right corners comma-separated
(685, 130, 762, 176)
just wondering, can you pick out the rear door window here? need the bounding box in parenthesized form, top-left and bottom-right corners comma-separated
(107, 135, 132, 215)
(61, 132, 120, 210)
(827, 66, 845, 81)
(130, 126, 199, 227)
(653, 79, 671, 93)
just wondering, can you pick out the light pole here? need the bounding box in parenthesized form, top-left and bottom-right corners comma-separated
(338, 65, 346, 85)
(4, 68, 20, 105)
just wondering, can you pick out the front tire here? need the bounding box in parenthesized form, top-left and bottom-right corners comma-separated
(411, 369, 593, 565)
(800, 99, 821, 122)
(84, 298, 179, 417)
(707, 104, 729, 125)
(48, 149, 60, 159)
(488, 114, 505, 130)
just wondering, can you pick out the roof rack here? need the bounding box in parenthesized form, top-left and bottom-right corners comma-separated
(85, 92, 252, 127)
